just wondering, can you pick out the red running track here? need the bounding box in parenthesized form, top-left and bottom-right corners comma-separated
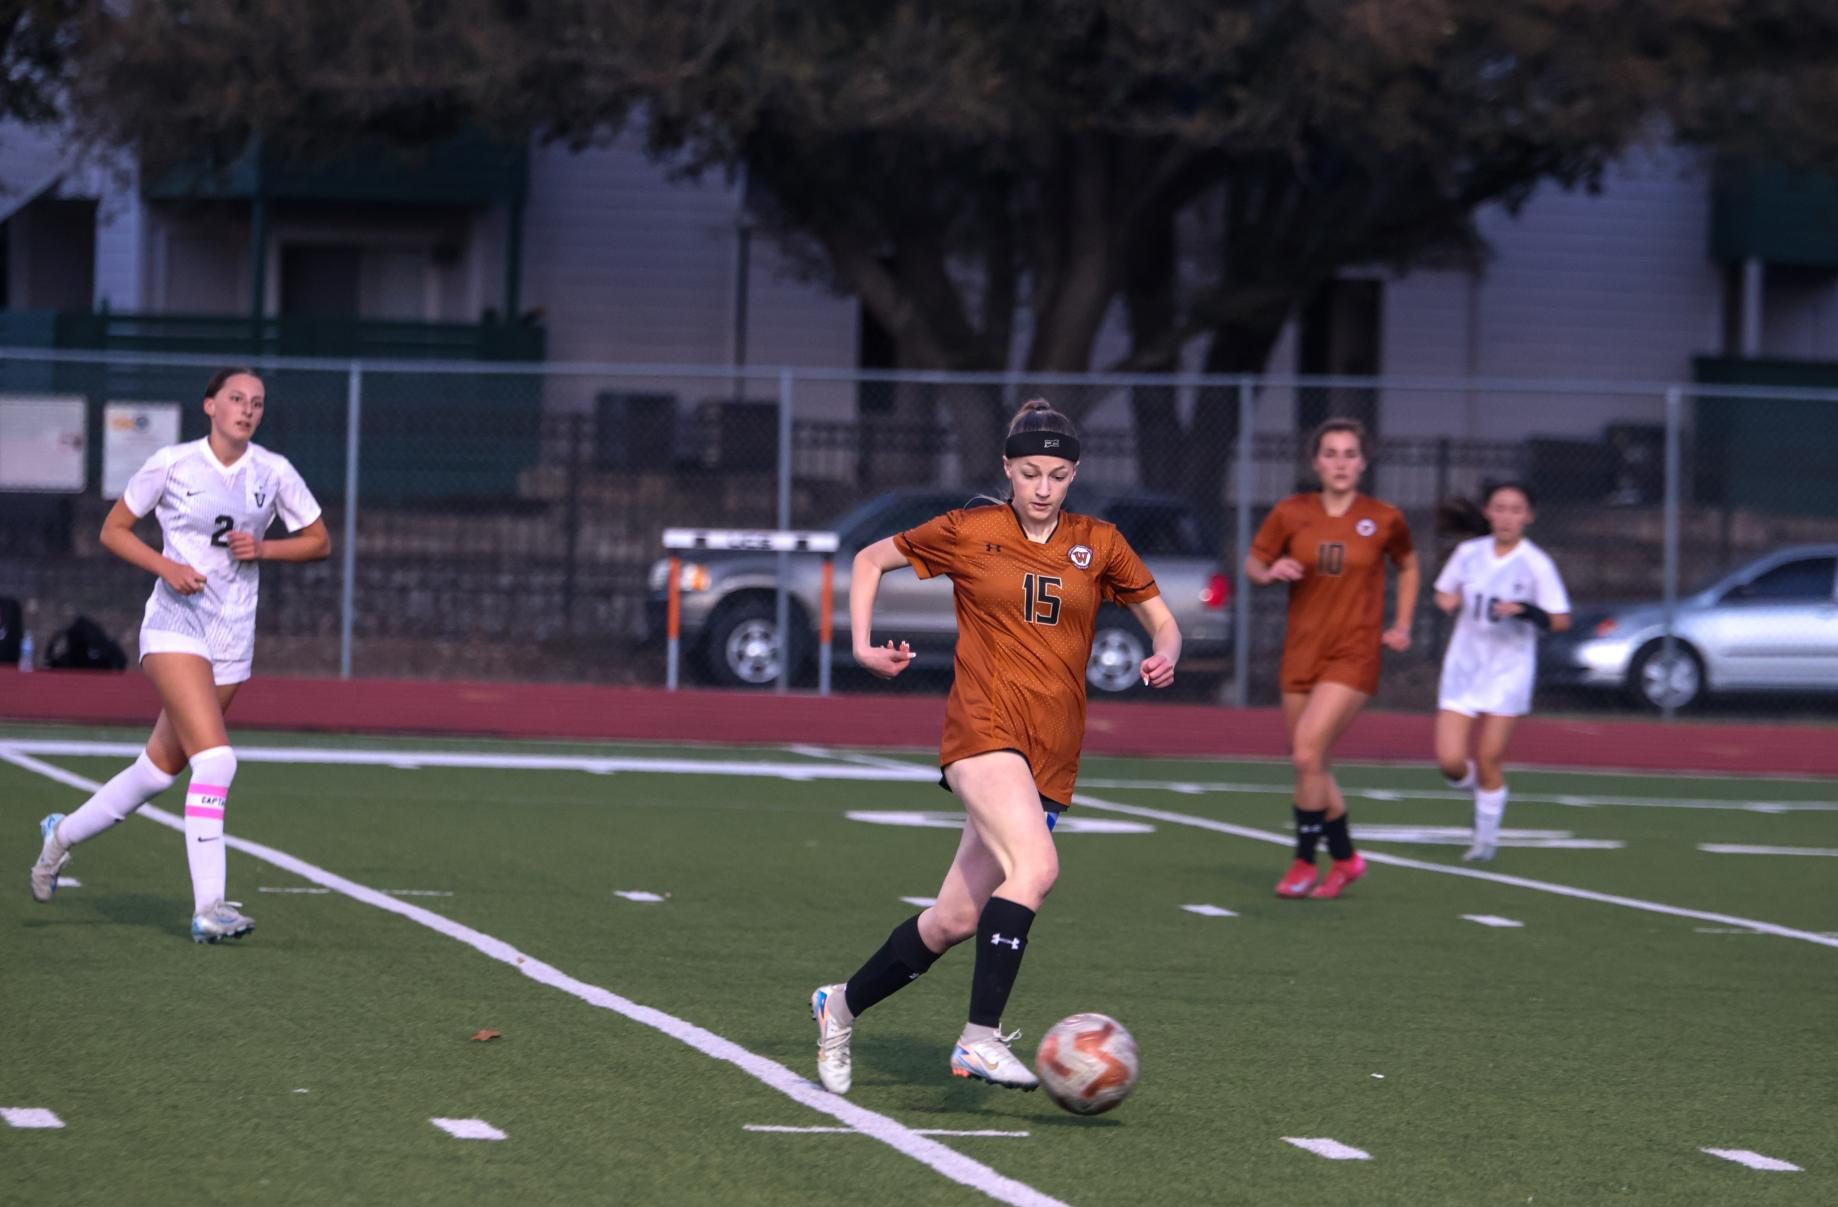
(3, 668, 1834, 777)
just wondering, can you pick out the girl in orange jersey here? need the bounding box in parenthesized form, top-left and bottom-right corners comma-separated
(1247, 418, 1418, 901)
(809, 398, 1181, 1096)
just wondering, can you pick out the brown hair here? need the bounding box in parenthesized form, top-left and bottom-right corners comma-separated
(204, 367, 260, 399)
(1309, 417, 1368, 459)
(1007, 397, 1078, 440)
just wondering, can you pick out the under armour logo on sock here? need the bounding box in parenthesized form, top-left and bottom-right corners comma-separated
(990, 934, 1021, 950)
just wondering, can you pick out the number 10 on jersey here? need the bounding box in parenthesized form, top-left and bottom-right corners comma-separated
(1023, 573, 1063, 625)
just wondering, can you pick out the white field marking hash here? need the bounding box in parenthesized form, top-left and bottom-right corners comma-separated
(1701, 1148, 1802, 1172)
(1699, 844, 1838, 857)
(55, 876, 79, 888)
(1, 1108, 65, 1129)
(746, 1125, 1030, 1138)
(1181, 904, 1238, 917)
(901, 896, 938, 907)
(430, 1118, 506, 1141)
(1064, 790, 1838, 950)
(1461, 915, 1526, 928)
(260, 886, 332, 895)
(5, 740, 1826, 950)
(0, 750, 1068, 1207)
(615, 890, 665, 903)
(1283, 1137, 1370, 1161)
(7, 737, 1834, 812)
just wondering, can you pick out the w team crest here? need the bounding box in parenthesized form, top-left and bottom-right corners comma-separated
(1068, 544, 1093, 569)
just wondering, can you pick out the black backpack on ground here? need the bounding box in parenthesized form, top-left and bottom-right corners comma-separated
(0, 596, 19, 664)
(45, 616, 129, 671)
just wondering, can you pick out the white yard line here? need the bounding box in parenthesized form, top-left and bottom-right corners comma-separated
(430, 1118, 507, 1141)
(9, 740, 1832, 951)
(1461, 915, 1525, 929)
(1181, 904, 1238, 917)
(1, 1108, 65, 1129)
(747, 1125, 1030, 1138)
(5, 738, 1832, 812)
(1066, 791, 1838, 950)
(1698, 844, 1838, 857)
(0, 749, 1070, 1207)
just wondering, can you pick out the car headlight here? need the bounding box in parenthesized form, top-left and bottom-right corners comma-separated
(648, 560, 712, 592)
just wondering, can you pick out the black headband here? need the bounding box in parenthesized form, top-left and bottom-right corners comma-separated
(1004, 430, 1080, 462)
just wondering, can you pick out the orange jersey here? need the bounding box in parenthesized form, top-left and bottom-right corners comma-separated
(1251, 493, 1413, 694)
(893, 504, 1159, 805)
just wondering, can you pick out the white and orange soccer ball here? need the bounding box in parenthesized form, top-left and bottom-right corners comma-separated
(1034, 1012, 1140, 1115)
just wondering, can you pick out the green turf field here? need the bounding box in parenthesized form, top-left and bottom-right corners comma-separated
(3, 723, 1834, 1206)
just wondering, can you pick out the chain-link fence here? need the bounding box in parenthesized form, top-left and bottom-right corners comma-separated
(3, 348, 1833, 718)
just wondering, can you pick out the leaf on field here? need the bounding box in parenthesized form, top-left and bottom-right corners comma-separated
(470, 1029, 502, 1042)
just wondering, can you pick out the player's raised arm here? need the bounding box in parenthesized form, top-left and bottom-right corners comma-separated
(851, 535, 917, 678)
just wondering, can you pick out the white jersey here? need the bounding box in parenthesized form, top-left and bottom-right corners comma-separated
(123, 439, 322, 666)
(1434, 536, 1571, 717)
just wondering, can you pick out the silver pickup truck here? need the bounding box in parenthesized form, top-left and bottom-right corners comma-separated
(646, 488, 1234, 693)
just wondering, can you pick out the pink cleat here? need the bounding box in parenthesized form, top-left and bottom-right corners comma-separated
(1308, 853, 1368, 900)
(1274, 858, 1318, 899)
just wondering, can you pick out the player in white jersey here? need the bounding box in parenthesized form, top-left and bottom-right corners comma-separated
(29, 368, 331, 941)
(1431, 483, 1571, 862)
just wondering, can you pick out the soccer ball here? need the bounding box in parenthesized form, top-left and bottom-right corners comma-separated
(1034, 1012, 1139, 1115)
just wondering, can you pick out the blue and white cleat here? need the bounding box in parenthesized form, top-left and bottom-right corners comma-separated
(950, 1028, 1039, 1091)
(191, 900, 255, 944)
(810, 984, 854, 1094)
(29, 813, 69, 903)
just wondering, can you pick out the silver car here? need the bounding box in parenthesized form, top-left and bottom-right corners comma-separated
(646, 488, 1234, 693)
(1541, 544, 1838, 710)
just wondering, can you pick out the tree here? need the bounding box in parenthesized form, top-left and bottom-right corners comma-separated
(37, 1, 1838, 512)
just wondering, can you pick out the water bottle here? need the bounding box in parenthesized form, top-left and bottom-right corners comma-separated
(18, 629, 33, 672)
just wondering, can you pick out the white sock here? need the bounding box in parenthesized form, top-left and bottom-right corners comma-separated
(183, 746, 238, 913)
(1474, 786, 1507, 846)
(56, 752, 178, 847)
(958, 1022, 1000, 1046)
(1444, 760, 1476, 791)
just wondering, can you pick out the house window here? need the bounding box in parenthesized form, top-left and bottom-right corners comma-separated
(279, 242, 431, 320)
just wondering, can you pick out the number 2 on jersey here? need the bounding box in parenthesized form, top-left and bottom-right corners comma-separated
(1022, 573, 1062, 625)
(210, 515, 233, 547)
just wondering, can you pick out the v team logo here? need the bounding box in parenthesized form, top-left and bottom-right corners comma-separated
(1355, 518, 1377, 537)
(1068, 544, 1093, 569)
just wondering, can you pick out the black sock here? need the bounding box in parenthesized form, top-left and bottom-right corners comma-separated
(1324, 814, 1355, 860)
(844, 914, 942, 1017)
(968, 896, 1036, 1027)
(1293, 806, 1327, 861)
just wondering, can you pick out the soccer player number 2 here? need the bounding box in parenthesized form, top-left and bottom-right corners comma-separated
(210, 515, 234, 548)
(1022, 573, 1063, 625)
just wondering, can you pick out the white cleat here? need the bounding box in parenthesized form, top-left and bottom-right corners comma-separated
(30, 813, 69, 903)
(811, 984, 853, 1094)
(191, 900, 255, 944)
(950, 1028, 1040, 1091)
(1461, 842, 1498, 863)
